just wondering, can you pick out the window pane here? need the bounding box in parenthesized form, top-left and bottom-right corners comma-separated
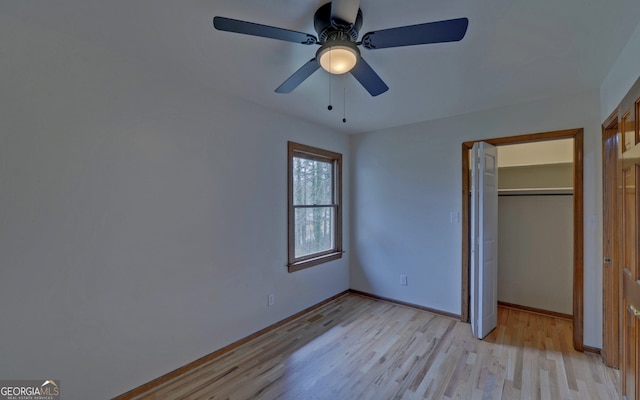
(293, 157, 333, 206)
(294, 207, 334, 258)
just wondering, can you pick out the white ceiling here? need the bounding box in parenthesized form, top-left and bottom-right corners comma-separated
(2, 0, 640, 134)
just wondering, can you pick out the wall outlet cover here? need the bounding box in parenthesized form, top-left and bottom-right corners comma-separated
(268, 293, 275, 307)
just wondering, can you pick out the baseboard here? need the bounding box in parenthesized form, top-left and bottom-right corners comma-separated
(348, 289, 462, 320)
(583, 345, 602, 356)
(113, 290, 350, 400)
(497, 301, 573, 321)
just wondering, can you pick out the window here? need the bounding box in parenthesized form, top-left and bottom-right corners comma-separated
(288, 141, 342, 272)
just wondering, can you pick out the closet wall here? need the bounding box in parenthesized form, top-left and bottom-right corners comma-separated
(497, 141, 574, 315)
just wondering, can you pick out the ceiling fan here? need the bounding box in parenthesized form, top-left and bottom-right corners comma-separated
(213, 0, 468, 96)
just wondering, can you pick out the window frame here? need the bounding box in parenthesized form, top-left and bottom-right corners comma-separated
(287, 141, 343, 272)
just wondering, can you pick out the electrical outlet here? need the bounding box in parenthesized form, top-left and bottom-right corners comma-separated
(400, 274, 408, 286)
(268, 293, 275, 307)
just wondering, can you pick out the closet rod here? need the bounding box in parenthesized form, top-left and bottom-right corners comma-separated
(498, 193, 573, 197)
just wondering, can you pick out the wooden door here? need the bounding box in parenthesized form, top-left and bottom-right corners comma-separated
(620, 98, 640, 400)
(602, 118, 619, 368)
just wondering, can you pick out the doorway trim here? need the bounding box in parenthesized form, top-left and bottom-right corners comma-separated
(461, 128, 584, 351)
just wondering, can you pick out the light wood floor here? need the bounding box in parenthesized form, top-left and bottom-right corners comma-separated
(131, 293, 619, 399)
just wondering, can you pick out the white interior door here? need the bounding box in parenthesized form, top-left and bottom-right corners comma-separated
(471, 141, 498, 339)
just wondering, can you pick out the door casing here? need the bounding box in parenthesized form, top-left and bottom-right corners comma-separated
(461, 128, 584, 351)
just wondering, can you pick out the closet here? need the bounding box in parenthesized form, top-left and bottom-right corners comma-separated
(496, 140, 574, 316)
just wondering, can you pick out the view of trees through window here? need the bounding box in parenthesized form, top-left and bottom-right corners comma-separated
(288, 141, 342, 271)
(292, 156, 335, 258)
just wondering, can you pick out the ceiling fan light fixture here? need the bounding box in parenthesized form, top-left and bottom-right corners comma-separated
(317, 42, 359, 74)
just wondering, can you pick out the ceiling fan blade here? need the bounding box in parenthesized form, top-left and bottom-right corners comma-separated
(331, 0, 361, 27)
(361, 18, 468, 49)
(275, 59, 320, 93)
(214, 17, 318, 45)
(350, 57, 389, 96)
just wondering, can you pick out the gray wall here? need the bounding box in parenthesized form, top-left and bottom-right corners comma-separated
(498, 194, 574, 314)
(0, 15, 350, 398)
(350, 90, 603, 347)
(499, 163, 573, 189)
(601, 18, 640, 120)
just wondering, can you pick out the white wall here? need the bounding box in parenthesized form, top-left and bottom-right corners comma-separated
(498, 139, 573, 167)
(0, 16, 349, 398)
(498, 163, 573, 189)
(601, 18, 640, 120)
(498, 195, 574, 315)
(350, 90, 602, 347)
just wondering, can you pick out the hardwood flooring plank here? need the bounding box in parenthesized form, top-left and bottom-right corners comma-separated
(127, 295, 620, 400)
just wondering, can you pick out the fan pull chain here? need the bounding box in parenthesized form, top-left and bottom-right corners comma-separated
(342, 74, 347, 123)
(328, 75, 333, 110)
(327, 51, 333, 111)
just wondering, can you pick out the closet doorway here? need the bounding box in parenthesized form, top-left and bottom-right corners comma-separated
(461, 128, 585, 351)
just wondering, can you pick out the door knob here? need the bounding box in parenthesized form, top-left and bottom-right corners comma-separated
(629, 304, 640, 317)
(603, 257, 612, 264)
